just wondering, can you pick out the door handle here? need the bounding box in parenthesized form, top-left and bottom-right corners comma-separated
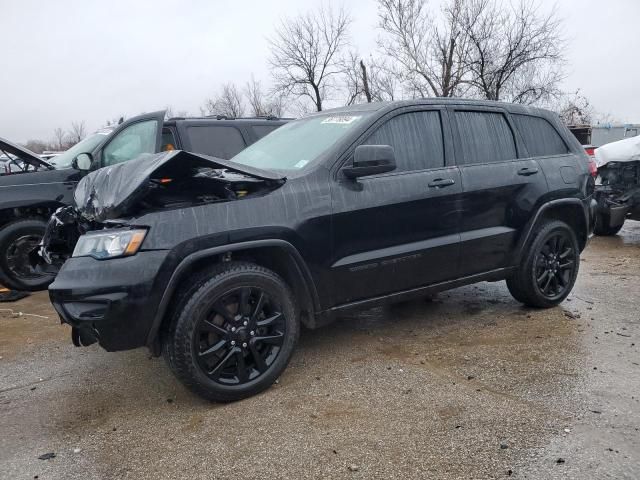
(428, 178, 455, 188)
(517, 167, 539, 176)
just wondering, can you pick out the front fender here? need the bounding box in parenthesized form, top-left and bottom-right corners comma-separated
(144, 239, 319, 353)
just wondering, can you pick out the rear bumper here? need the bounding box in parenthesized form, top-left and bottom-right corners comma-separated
(48, 250, 168, 351)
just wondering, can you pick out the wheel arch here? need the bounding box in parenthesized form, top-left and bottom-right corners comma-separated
(146, 239, 320, 354)
(0, 201, 66, 229)
(514, 198, 589, 263)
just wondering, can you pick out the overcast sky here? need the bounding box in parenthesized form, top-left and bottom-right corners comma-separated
(2, 0, 639, 142)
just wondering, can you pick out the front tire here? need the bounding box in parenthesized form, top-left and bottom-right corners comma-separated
(507, 220, 580, 308)
(0, 219, 54, 291)
(164, 262, 299, 402)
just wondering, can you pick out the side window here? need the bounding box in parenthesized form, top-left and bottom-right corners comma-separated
(186, 126, 246, 159)
(161, 128, 177, 151)
(512, 114, 568, 157)
(454, 111, 516, 165)
(102, 120, 158, 166)
(252, 125, 280, 140)
(362, 111, 444, 172)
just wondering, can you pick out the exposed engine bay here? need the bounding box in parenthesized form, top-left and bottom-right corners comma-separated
(596, 161, 640, 222)
(39, 150, 285, 267)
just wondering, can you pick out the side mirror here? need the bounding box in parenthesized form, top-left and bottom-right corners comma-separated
(342, 145, 397, 179)
(72, 153, 93, 171)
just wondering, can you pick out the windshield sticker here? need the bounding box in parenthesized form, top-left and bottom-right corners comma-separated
(321, 115, 361, 125)
(294, 159, 309, 169)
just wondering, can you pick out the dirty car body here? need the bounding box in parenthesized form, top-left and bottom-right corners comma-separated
(48, 99, 596, 402)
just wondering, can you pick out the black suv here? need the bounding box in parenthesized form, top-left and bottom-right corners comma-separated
(0, 112, 287, 290)
(48, 100, 596, 402)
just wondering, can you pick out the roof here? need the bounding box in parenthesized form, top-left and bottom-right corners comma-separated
(307, 98, 550, 118)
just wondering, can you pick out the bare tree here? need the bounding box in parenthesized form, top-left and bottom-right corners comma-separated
(24, 140, 48, 154)
(68, 121, 86, 145)
(462, 0, 564, 103)
(53, 128, 66, 150)
(342, 53, 400, 105)
(377, 0, 470, 98)
(268, 4, 351, 111)
(342, 51, 367, 105)
(245, 76, 285, 117)
(552, 90, 594, 125)
(202, 83, 246, 118)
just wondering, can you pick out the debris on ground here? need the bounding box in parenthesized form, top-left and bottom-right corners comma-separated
(37, 452, 56, 460)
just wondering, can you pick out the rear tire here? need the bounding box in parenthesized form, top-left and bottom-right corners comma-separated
(507, 220, 580, 308)
(164, 261, 299, 402)
(594, 212, 624, 236)
(0, 219, 54, 291)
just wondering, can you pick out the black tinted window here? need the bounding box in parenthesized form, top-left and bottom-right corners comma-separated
(454, 111, 516, 165)
(186, 126, 246, 159)
(363, 111, 444, 172)
(252, 125, 280, 139)
(512, 114, 568, 157)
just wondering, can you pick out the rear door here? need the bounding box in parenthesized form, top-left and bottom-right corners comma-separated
(94, 111, 165, 168)
(451, 108, 548, 275)
(329, 107, 462, 306)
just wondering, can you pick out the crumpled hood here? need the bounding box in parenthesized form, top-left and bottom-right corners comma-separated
(595, 135, 640, 168)
(74, 150, 285, 222)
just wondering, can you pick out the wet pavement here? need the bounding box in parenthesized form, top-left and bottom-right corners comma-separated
(1, 223, 639, 479)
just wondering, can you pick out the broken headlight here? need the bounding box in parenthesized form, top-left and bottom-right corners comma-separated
(72, 229, 147, 260)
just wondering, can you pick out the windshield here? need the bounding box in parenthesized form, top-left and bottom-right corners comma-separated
(231, 112, 371, 170)
(48, 129, 113, 169)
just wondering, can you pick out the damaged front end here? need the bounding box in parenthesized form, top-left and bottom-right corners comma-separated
(594, 136, 640, 233)
(595, 161, 640, 226)
(40, 150, 285, 271)
(45, 150, 286, 351)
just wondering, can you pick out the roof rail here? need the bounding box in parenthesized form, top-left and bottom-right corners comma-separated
(167, 115, 294, 122)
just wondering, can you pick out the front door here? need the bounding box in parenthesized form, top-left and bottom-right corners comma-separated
(329, 108, 462, 306)
(93, 111, 165, 168)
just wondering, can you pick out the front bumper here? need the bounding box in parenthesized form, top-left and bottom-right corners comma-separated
(48, 250, 169, 351)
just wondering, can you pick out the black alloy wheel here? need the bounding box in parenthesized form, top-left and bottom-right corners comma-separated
(193, 286, 286, 385)
(0, 219, 54, 291)
(533, 232, 577, 300)
(506, 220, 580, 308)
(165, 262, 299, 402)
(6, 234, 42, 280)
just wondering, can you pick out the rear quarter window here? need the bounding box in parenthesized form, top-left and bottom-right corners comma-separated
(512, 114, 569, 157)
(454, 111, 517, 165)
(186, 126, 246, 159)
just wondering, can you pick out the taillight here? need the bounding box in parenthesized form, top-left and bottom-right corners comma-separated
(587, 158, 598, 177)
(584, 147, 596, 157)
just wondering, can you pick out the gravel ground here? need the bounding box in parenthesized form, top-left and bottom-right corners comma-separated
(1, 222, 639, 479)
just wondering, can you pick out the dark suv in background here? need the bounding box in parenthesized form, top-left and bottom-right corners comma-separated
(0, 111, 287, 290)
(47, 99, 596, 402)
